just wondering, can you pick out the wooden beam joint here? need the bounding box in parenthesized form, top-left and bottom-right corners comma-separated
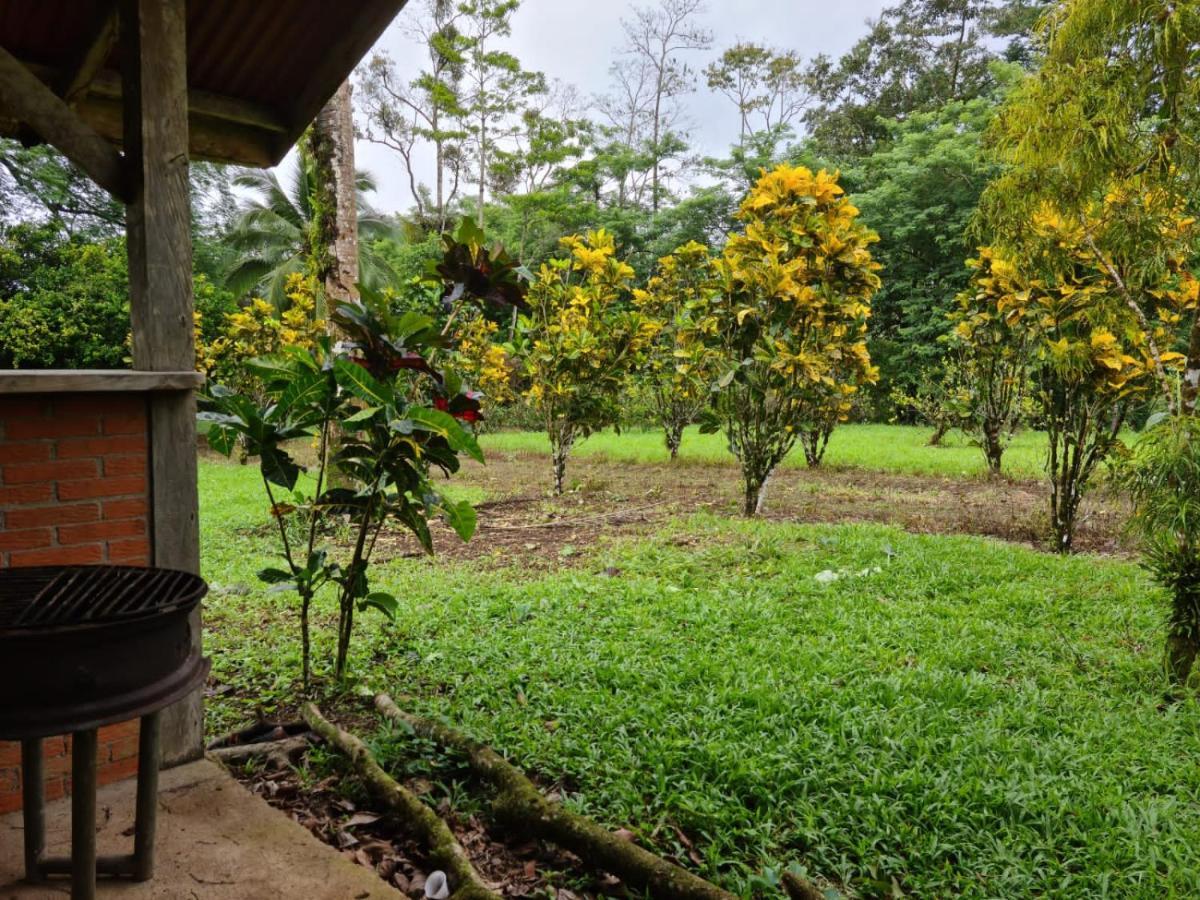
(0, 44, 128, 201)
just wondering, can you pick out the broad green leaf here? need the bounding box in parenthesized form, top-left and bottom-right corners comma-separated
(440, 496, 477, 542)
(360, 591, 399, 621)
(333, 357, 395, 408)
(405, 407, 484, 463)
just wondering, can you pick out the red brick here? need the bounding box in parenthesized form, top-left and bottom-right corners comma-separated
(57, 475, 146, 501)
(44, 751, 73, 779)
(42, 737, 67, 758)
(59, 518, 146, 545)
(0, 766, 18, 793)
(5, 503, 99, 529)
(6, 416, 100, 440)
(103, 497, 149, 520)
(107, 736, 140, 762)
(0, 483, 53, 505)
(97, 754, 139, 785)
(102, 413, 146, 436)
(44, 778, 65, 803)
(0, 528, 52, 551)
(56, 434, 147, 459)
(0, 788, 21, 815)
(107, 538, 150, 565)
(10, 544, 104, 566)
(0, 742, 19, 766)
(104, 455, 146, 477)
(0, 442, 51, 464)
(103, 720, 140, 740)
(3, 459, 98, 484)
(56, 394, 141, 417)
(0, 397, 51, 419)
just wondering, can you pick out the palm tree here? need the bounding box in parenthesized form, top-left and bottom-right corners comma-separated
(224, 156, 399, 309)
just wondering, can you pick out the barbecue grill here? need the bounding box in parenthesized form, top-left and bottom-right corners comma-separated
(0, 565, 208, 900)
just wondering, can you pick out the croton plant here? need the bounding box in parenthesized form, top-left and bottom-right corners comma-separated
(199, 222, 526, 687)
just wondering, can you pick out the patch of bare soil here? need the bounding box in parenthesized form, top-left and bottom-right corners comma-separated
(373, 451, 1133, 568)
(226, 728, 620, 899)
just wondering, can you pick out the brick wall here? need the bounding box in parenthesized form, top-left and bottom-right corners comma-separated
(0, 392, 152, 814)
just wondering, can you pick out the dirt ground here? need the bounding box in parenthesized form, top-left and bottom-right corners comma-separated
(374, 450, 1133, 568)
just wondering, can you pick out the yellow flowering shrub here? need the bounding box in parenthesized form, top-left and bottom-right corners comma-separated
(632, 241, 723, 458)
(521, 230, 659, 493)
(200, 273, 326, 397)
(959, 187, 1196, 549)
(692, 164, 881, 511)
(452, 314, 516, 407)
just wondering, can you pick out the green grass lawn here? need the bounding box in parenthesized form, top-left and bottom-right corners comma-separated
(482, 423, 1050, 479)
(199, 452, 1200, 899)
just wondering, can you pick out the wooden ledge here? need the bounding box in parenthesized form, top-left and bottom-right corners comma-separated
(0, 370, 203, 394)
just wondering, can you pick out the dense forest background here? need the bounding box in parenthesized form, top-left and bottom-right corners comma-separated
(0, 0, 1050, 419)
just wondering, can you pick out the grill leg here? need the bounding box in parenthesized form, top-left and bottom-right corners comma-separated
(70, 729, 97, 900)
(20, 738, 45, 883)
(132, 711, 161, 881)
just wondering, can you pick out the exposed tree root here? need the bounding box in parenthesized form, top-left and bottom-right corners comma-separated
(780, 870, 825, 900)
(301, 703, 500, 900)
(209, 735, 314, 770)
(375, 693, 736, 900)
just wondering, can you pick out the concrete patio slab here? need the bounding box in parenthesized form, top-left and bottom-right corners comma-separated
(0, 759, 401, 899)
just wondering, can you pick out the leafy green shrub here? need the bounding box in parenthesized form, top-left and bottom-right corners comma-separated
(1117, 412, 1200, 690)
(0, 222, 238, 370)
(0, 224, 129, 368)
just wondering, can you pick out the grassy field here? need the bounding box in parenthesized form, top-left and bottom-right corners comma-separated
(198, 440, 1199, 899)
(482, 423, 1050, 479)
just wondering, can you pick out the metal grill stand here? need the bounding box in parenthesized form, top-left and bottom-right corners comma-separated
(0, 565, 208, 900)
(19, 711, 160, 898)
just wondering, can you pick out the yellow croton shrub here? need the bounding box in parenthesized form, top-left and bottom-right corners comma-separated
(693, 163, 881, 510)
(197, 272, 326, 393)
(521, 229, 659, 492)
(451, 314, 517, 407)
(631, 240, 723, 458)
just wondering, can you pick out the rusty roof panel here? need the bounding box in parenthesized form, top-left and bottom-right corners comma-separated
(0, 0, 409, 167)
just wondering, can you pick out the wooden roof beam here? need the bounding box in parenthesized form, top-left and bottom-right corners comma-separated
(0, 44, 127, 201)
(60, 2, 119, 105)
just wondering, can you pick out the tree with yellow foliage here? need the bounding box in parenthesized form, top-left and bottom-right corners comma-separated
(632, 241, 722, 459)
(521, 230, 659, 493)
(948, 247, 1032, 476)
(962, 197, 1195, 551)
(694, 164, 880, 515)
(199, 272, 326, 397)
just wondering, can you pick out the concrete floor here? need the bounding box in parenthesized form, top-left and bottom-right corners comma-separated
(0, 759, 400, 899)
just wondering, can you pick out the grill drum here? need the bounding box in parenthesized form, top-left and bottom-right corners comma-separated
(0, 566, 209, 740)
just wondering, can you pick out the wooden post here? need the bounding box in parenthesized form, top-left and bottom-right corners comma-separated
(120, 0, 203, 767)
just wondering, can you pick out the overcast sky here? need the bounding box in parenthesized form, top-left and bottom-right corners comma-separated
(353, 0, 890, 213)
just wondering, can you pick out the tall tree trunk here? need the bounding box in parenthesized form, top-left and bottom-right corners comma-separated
(309, 79, 359, 315)
(477, 113, 486, 229)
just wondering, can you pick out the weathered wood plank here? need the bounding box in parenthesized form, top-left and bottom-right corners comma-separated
(120, 0, 203, 768)
(0, 44, 127, 200)
(60, 2, 120, 105)
(0, 370, 202, 394)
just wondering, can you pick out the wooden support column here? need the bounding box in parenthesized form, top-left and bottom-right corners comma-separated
(120, 0, 203, 767)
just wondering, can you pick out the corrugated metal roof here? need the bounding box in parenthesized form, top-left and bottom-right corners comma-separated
(0, 0, 409, 166)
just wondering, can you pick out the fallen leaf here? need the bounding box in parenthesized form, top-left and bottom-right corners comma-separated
(344, 812, 381, 828)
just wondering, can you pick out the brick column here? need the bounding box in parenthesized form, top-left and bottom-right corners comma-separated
(0, 391, 152, 814)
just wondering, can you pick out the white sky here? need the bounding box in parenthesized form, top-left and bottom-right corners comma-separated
(352, 0, 890, 214)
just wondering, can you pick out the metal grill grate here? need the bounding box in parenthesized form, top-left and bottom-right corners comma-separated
(0, 566, 206, 629)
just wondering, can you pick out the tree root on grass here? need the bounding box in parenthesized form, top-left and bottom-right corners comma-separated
(209, 735, 315, 770)
(375, 693, 744, 900)
(301, 702, 501, 900)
